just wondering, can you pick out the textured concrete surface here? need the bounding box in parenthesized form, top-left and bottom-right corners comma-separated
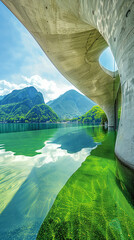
(1, 0, 134, 167)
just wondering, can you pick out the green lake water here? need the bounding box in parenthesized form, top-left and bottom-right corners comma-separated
(0, 124, 134, 240)
(37, 128, 134, 240)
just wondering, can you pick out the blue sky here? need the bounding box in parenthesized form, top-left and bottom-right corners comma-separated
(0, 2, 117, 101)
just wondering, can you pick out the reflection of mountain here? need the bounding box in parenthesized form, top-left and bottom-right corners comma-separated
(0, 128, 57, 156)
(91, 130, 115, 159)
(0, 122, 60, 133)
(52, 128, 97, 153)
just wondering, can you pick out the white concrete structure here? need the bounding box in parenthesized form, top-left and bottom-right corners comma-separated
(2, 0, 134, 168)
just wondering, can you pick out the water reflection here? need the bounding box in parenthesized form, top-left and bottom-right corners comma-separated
(0, 124, 102, 240)
(0, 123, 60, 134)
(116, 158, 134, 202)
(52, 127, 97, 153)
(37, 130, 134, 240)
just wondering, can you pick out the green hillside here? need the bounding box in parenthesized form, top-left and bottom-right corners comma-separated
(47, 90, 96, 119)
(0, 87, 59, 123)
(71, 105, 107, 125)
(26, 104, 59, 123)
(0, 87, 105, 124)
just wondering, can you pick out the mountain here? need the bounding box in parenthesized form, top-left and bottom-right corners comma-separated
(47, 100, 53, 105)
(47, 90, 96, 119)
(0, 95, 5, 101)
(0, 86, 44, 106)
(26, 104, 59, 123)
(71, 105, 107, 125)
(0, 87, 59, 123)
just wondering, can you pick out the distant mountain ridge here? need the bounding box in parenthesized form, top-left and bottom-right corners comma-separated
(0, 86, 44, 106)
(0, 95, 5, 101)
(0, 87, 97, 123)
(0, 86, 59, 123)
(47, 90, 96, 119)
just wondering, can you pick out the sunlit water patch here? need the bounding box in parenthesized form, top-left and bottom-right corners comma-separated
(0, 124, 101, 239)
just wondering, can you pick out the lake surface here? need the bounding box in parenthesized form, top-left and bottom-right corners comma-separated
(37, 128, 134, 240)
(1, 124, 134, 240)
(0, 123, 104, 240)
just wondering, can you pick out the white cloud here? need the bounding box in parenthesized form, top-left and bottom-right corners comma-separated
(35, 141, 91, 167)
(0, 79, 27, 96)
(0, 75, 77, 102)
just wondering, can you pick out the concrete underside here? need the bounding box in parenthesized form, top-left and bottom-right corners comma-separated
(1, 0, 134, 168)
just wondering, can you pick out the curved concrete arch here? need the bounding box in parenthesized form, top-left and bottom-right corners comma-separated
(99, 61, 118, 79)
(1, 0, 134, 169)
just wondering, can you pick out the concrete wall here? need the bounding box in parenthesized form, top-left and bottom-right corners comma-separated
(2, 0, 134, 168)
(78, 0, 134, 167)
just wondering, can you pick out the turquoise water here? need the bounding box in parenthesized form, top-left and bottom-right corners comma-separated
(0, 124, 102, 239)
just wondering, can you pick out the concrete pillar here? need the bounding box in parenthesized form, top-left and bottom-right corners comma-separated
(105, 3, 134, 167)
(115, 47, 134, 167)
(114, 95, 118, 131)
(80, 0, 134, 167)
(103, 105, 115, 128)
